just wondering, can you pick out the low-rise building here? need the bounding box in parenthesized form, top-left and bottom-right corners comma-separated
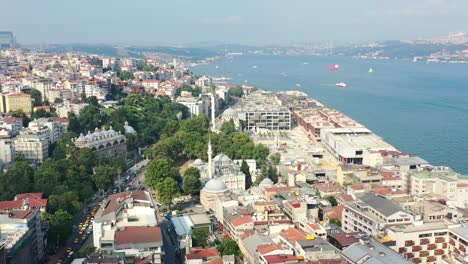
(342, 193, 414, 236)
(176, 96, 210, 118)
(14, 133, 49, 162)
(342, 236, 412, 264)
(0, 93, 32, 115)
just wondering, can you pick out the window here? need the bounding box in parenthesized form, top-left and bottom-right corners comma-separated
(410, 165, 417, 169)
(355, 150, 363, 155)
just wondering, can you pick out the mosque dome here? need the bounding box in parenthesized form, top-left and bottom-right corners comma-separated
(223, 108, 237, 118)
(214, 154, 230, 162)
(123, 121, 137, 135)
(260, 178, 274, 186)
(203, 179, 229, 193)
(192, 159, 205, 166)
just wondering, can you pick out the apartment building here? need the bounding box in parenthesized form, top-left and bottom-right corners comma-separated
(14, 133, 49, 162)
(176, 96, 210, 118)
(342, 236, 412, 264)
(28, 117, 64, 144)
(93, 190, 163, 263)
(342, 193, 414, 236)
(409, 167, 459, 203)
(0, 93, 32, 115)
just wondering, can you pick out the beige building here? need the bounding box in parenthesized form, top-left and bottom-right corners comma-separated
(409, 167, 459, 203)
(14, 133, 49, 162)
(0, 93, 32, 115)
(200, 179, 230, 210)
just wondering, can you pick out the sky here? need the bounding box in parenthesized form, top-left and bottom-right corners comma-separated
(1, 0, 467, 46)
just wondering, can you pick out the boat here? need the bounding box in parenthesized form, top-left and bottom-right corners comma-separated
(368, 68, 373, 73)
(303, 62, 309, 65)
(328, 64, 340, 71)
(252, 65, 258, 69)
(296, 83, 302, 87)
(336, 82, 347, 87)
(215, 65, 219, 69)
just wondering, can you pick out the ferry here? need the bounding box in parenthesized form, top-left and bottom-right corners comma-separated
(336, 82, 347, 87)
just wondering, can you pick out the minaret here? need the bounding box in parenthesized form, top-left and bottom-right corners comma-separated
(172, 58, 177, 80)
(210, 93, 216, 131)
(207, 137, 213, 179)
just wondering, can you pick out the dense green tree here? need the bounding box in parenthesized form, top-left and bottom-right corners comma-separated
(160, 120, 180, 139)
(9, 110, 30, 127)
(240, 160, 252, 189)
(142, 65, 158, 72)
(78, 246, 96, 257)
(33, 159, 64, 196)
(184, 167, 201, 179)
(67, 112, 81, 134)
(119, 70, 134, 81)
(192, 229, 209, 248)
(0, 160, 34, 200)
(179, 115, 209, 135)
(255, 165, 268, 185)
(48, 210, 73, 246)
(31, 108, 53, 119)
(85, 96, 99, 107)
(268, 166, 278, 184)
(269, 152, 281, 166)
(79, 105, 105, 133)
(183, 175, 201, 195)
(324, 196, 338, 206)
(93, 166, 117, 191)
(28, 88, 42, 107)
(230, 86, 244, 97)
(54, 98, 64, 104)
(217, 238, 242, 257)
(156, 177, 180, 206)
(145, 159, 180, 189)
(220, 119, 236, 135)
(52, 132, 77, 160)
(48, 192, 81, 214)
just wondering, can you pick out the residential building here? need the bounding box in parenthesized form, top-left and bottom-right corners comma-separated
(74, 127, 127, 159)
(0, 93, 32, 115)
(176, 96, 210, 118)
(239, 234, 273, 264)
(295, 237, 340, 262)
(0, 208, 45, 264)
(92, 190, 163, 263)
(0, 138, 14, 164)
(28, 117, 64, 144)
(0, 117, 23, 136)
(14, 133, 49, 162)
(342, 193, 414, 236)
(0, 32, 15, 48)
(409, 200, 459, 223)
(408, 167, 459, 203)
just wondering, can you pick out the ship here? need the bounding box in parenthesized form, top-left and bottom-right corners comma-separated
(336, 82, 347, 87)
(368, 68, 373, 73)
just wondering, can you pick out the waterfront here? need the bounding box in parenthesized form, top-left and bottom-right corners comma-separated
(192, 55, 468, 174)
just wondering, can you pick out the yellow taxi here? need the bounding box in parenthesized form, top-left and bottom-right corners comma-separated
(74, 238, 79, 244)
(66, 247, 72, 253)
(56, 259, 63, 264)
(82, 235, 87, 240)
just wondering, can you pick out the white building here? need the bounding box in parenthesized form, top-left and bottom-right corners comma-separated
(342, 193, 414, 236)
(176, 96, 209, 118)
(0, 138, 14, 164)
(195, 76, 211, 87)
(320, 127, 397, 166)
(28, 117, 64, 144)
(14, 133, 49, 162)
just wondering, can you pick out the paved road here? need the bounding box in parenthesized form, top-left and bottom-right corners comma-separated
(160, 220, 180, 264)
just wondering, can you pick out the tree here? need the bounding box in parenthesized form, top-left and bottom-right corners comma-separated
(119, 70, 134, 81)
(220, 120, 236, 135)
(230, 86, 244, 97)
(93, 166, 117, 191)
(183, 175, 201, 195)
(85, 96, 99, 107)
(324, 195, 338, 206)
(48, 192, 81, 214)
(48, 210, 73, 246)
(145, 159, 180, 189)
(54, 98, 64, 104)
(192, 228, 209, 248)
(329, 218, 342, 227)
(78, 246, 96, 257)
(28, 88, 42, 107)
(240, 160, 252, 189)
(68, 112, 81, 134)
(268, 166, 278, 184)
(142, 65, 158, 72)
(255, 165, 268, 185)
(31, 108, 53, 119)
(9, 110, 30, 127)
(156, 177, 180, 206)
(0, 160, 34, 200)
(79, 105, 105, 133)
(217, 238, 242, 257)
(184, 167, 201, 179)
(269, 152, 281, 166)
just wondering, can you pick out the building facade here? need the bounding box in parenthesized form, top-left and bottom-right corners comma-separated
(74, 127, 127, 159)
(0, 93, 32, 115)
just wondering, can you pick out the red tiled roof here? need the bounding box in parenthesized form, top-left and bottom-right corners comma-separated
(257, 243, 281, 255)
(15, 192, 43, 200)
(231, 216, 252, 227)
(279, 228, 306, 244)
(186, 247, 220, 260)
(458, 183, 468, 188)
(349, 185, 364, 191)
(329, 232, 360, 247)
(0, 200, 23, 210)
(115, 226, 162, 246)
(326, 205, 344, 221)
(341, 195, 354, 201)
(382, 176, 400, 181)
(263, 254, 298, 263)
(265, 186, 293, 193)
(380, 171, 396, 177)
(4, 210, 35, 219)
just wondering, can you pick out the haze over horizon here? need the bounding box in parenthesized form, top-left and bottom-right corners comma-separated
(2, 0, 467, 46)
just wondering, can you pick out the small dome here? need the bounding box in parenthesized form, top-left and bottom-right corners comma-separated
(223, 108, 237, 118)
(203, 179, 228, 193)
(260, 178, 274, 186)
(124, 121, 137, 135)
(192, 159, 205, 166)
(214, 154, 230, 162)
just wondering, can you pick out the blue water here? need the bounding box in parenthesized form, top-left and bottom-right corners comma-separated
(191, 55, 468, 174)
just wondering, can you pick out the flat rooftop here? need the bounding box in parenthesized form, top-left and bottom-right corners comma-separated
(322, 128, 396, 151)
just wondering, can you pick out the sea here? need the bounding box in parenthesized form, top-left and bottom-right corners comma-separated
(191, 55, 468, 174)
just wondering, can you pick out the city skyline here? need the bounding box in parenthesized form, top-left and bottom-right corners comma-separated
(2, 0, 468, 46)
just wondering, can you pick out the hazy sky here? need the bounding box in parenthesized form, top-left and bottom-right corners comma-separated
(2, 0, 467, 45)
